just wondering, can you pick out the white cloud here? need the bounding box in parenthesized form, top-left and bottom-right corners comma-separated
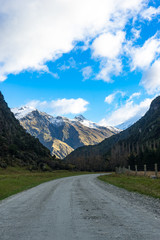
(141, 6, 160, 21)
(96, 58, 122, 82)
(92, 31, 125, 81)
(50, 98, 89, 115)
(131, 33, 160, 70)
(105, 91, 125, 104)
(131, 28, 141, 40)
(27, 100, 47, 109)
(140, 59, 160, 95)
(127, 92, 141, 102)
(105, 93, 116, 104)
(92, 31, 125, 59)
(58, 57, 76, 71)
(125, 31, 160, 95)
(81, 66, 93, 80)
(26, 98, 89, 115)
(99, 97, 152, 126)
(0, 0, 145, 81)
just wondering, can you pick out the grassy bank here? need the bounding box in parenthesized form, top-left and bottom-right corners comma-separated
(0, 167, 91, 200)
(98, 173, 160, 199)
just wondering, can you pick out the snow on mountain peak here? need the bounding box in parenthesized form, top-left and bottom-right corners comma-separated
(11, 105, 36, 120)
(12, 106, 121, 133)
(49, 116, 70, 126)
(73, 115, 100, 129)
(73, 115, 121, 132)
(74, 115, 86, 121)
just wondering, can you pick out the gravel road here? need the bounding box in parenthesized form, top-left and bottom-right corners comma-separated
(0, 174, 160, 240)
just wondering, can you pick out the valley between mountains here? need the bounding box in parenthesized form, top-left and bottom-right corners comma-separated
(1, 91, 160, 173)
(1, 91, 160, 240)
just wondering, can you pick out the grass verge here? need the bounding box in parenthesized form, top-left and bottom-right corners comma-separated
(0, 167, 91, 200)
(98, 173, 160, 199)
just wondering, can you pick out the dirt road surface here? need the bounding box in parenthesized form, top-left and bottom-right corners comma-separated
(0, 174, 160, 240)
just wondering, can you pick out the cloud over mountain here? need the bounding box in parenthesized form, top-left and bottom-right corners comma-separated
(26, 98, 89, 115)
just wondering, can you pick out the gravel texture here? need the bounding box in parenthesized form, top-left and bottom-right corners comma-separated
(0, 174, 160, 240)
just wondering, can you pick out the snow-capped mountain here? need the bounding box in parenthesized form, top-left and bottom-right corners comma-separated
(12, 107, 120, 132)
(73, 114, 105, 129)
(12, 107, 120, 158)
(12, 106, 36, 120)
(73, 115, 121, 133)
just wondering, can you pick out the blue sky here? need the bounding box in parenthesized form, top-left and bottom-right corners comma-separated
(0, 0, 160, 126)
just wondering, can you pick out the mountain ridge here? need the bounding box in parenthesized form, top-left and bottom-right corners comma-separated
(12, 107, 120, 159)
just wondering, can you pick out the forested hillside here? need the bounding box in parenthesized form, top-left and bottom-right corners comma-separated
(0, 92, 54, 170)
(65, 96, 160, 171)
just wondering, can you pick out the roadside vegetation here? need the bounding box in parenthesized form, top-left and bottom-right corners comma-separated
(0, 167, 91, 200)
(98, 173, 160, 199)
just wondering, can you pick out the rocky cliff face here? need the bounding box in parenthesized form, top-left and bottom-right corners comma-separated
(12, 107, 120, 159)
